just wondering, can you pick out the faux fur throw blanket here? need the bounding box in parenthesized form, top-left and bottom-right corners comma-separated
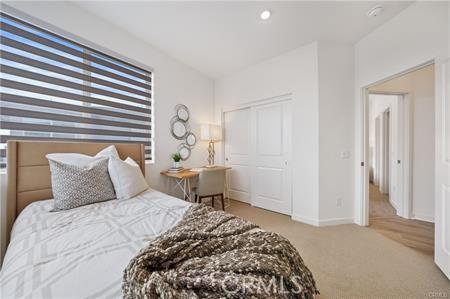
(122, 204, 318, 298)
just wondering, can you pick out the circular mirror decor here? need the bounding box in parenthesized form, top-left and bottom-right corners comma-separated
(185, 132, 197, 147)
(177, 143, 191, 161)
(170, 116, 190, 140)
(170, 104, 195, 161)
(175, 104, 190, 121)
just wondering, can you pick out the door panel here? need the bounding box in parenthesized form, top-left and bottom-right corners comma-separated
(228, 164, 250, 194)
(256, 105, 282, 156)
(255, 167, 283, 201)
(224, 108, 251, 203)
(251, 101, 292, 215)
(435, 59, 450, 279)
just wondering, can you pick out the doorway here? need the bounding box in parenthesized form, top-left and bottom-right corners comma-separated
(223, 98, 292, 215)
(365, 63, 435, 255)
(370, 96, 399, 214)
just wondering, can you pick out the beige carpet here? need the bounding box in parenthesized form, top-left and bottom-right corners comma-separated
(225, 200, 450, 299)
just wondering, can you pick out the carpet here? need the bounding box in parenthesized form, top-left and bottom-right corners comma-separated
(226, 200, 450, 299)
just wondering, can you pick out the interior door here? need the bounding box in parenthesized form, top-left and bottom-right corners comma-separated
(374, 116, 381, 186)
(435, 59, 450, 279)
(379, 110, 390, 194)
(251, 100, 292, 215)
(224, 108, 251, 203)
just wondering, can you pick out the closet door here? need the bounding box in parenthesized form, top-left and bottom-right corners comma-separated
(224, 108, 251, 203)
(251, 101, 292, 215)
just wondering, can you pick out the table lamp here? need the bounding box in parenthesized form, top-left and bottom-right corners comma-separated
(200, 124, 222, 167)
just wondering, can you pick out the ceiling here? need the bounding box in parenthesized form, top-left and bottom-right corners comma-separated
(369, 64, 434, 93)
(74, 1, 412, 79)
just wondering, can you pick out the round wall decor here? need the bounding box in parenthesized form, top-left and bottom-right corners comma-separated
(177, 143, 191, 160)
(175, 104, 190, 121)
(170, 116, 190, 140)
(170, 104, 196, 161)
(185, 132, 197, 147)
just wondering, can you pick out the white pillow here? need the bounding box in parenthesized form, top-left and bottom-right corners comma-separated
(45, 153, 101, 166)
(96, 145, 120, 159)
(108, 156, 149, 200)
(46, 145, 120, 167)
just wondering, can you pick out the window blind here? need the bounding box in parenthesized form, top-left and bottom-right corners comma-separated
(0, 13, 153, 167)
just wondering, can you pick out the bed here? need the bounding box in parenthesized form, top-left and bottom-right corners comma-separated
(1, 189, 190, 298)
(0, 141, 318, 298)
(0, 141, 189, 298)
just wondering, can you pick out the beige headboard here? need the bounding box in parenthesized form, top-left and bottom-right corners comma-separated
(6, 140, 146, 246)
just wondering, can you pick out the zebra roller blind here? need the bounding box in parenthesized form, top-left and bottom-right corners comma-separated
(0, 13, 153, 167)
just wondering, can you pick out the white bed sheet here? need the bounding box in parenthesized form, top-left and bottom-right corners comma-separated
(0, 189, 191, 299)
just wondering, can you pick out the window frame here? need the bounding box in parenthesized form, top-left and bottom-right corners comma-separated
(0, 6, 155, 164)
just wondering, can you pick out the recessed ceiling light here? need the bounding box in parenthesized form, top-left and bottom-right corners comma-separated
(260, 10, 271, 20)
(367, 5, 384, 18)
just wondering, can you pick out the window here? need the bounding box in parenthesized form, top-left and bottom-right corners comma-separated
(0, 13, 153, 167)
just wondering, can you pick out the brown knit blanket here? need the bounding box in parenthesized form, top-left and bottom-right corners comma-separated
(122, 204, 318, 298)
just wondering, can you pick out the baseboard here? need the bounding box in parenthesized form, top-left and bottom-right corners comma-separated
(412, 213, 434, 223)
(291, 214, 354, 227)
(228, 191, 250, 204)
(318, 217, 355, 226)
(291, 214, 320, 226)
(389, 198, 399, 211)
(230, 197, 250, 204)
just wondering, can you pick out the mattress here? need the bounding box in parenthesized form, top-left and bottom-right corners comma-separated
(0, 189, 191, 299)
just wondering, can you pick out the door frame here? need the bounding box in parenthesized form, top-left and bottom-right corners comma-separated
(359, 60, 434, 226)
(371, 95, 412, 217)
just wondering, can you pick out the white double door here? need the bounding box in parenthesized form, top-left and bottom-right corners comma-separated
(224, 100, 292, 215)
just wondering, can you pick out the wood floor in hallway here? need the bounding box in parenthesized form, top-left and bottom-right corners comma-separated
(369, 183, 434, 255)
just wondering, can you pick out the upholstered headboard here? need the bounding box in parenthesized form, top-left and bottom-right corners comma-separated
(5, 140, 145, 246)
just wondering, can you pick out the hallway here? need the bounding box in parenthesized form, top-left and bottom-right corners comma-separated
(369, 183, 434, 255)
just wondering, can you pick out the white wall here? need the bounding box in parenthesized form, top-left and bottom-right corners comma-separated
(0, 1, 214, 264)
(215, 40, 355, 226)
(354, 1, 448, 225)
(215, 43, 321, 224)
(317, 41, 354, 223)
(370, 65, 435, 222)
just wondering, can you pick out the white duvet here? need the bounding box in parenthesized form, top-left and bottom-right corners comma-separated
(0, 189, 191, 299)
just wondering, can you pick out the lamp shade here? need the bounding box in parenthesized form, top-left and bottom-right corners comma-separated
(200, 124, 222, 141)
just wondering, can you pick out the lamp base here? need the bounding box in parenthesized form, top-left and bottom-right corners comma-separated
(207, 140, 215, 167)
(205, 165, 217, 168)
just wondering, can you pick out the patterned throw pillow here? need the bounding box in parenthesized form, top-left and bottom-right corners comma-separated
(48, 157, 116, 211)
